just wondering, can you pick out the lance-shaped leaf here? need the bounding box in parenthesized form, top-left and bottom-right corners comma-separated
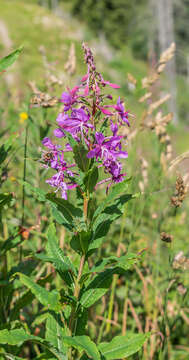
(45, 311, 66, 354)
(89, 253, 138, 273)
(46, 193, 83, 231)
(17, 273, 61, 312)
(63, 336, 101, 360)
(0, 233, 21, 255)
(93, 178, 131, 220)
(98, 333, 150, 359)
(73, 143, 90, 172)
(0, 353, 23, 360)
(46, 223, 76, 286)
(84, 166, 99, 193)
(10, 273, 53, 321)
(0, 46, 23, 72)
(80, 269, 115, 308)
(0, 329, 66, 360)
(88, 194, 134, 253)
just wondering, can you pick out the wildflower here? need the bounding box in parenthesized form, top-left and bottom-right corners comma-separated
(55, 109, 93, 138)
(87, 132, 128, 161)
(42, 43, 131, 198)
(46, 171, 76, 200)
(42, 137, 62, 169)
(19, 112, 28, 124)
(60, 86, 79, 111)
(114, 97, 130, 126)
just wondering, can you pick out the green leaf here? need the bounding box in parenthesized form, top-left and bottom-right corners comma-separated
(93, 178, 131, 220)
(90, 253, 138, 274)
(73, 143, 90, 172)
(63, 336, 101, 360)
(46, 223, 76, 286)
(50, 204, 73, 232)
(84, 166, 99, 193)
(0, 193, 13, 210)
(70, 230, 92, 255)
(47, 223, 76, 273)
(0, 353, 24, 360)
(98, 333, 150, 359)
(0, 233, 21, 255)
(0, 329, 66, 360)
(88, 194, 134, 253)
(80, 269, 114, 308)
(17, 273, 61, 312)
(0, 328, 37, 346)
(74, 308, 88, 336)
(45, 312, 66, 354)
(0, 46, 23, 72)
(46, 193, 83, 230)
(10, 274, 53, 321)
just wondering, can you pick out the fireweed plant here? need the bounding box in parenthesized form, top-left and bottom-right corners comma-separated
(38, 43, 150, 359)
(0, 44, 149, 359)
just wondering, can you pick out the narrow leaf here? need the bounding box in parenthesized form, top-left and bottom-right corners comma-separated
(98, 333, 150, 359)
(73, 143, 90, 172)
(45, 312, 66, 354)
(0, 46, 23, 72)
(80, 269, 114, 308)
(46, 223, 75, 286)
(17, 273, 61, 312)
(63, 336, 101, 360)
(93, 178, 131, 220)
(0, 329, 66, 360)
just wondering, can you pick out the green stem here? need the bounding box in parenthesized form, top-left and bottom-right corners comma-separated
(69, 197, 88, 336)
(106, 274, 118, 334)
(20, 123, 29, 261)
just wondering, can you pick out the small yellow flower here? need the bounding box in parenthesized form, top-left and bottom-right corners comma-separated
(19, 112, 28, 124)
(10, 176, 16, 182)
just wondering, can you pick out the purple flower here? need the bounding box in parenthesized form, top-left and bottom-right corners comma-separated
(102, 80, 120, 89)
(87, 132, 128, 161)
(46, 171, 68, 199)
(42, 137, 61, 151)
(60, 86, 79, 111)
(42, 44, 131, 199)
(55, 108, 93, 137)
(42, 137, 62, 169)
(46, 171, 76, 199)
(54, 128, 65, 138)
(114, 97, 130, 126)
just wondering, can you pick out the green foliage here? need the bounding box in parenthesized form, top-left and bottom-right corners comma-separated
(0, 329, 66, 360)
(93, 178, 131, 219)
(98, 333, 150, 359)
(73, 143, 90, 173)
(0, 46, 23, 72)
(63, 336, 101, 359)
(17, 273, 61, 312)
(71, 0, 145, 50)
(45, 312, 66, 354)
(84, 166, 99, 193)
(80, 269, 116, 308)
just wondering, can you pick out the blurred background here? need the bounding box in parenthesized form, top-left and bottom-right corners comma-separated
(0, 0, 189, 125)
